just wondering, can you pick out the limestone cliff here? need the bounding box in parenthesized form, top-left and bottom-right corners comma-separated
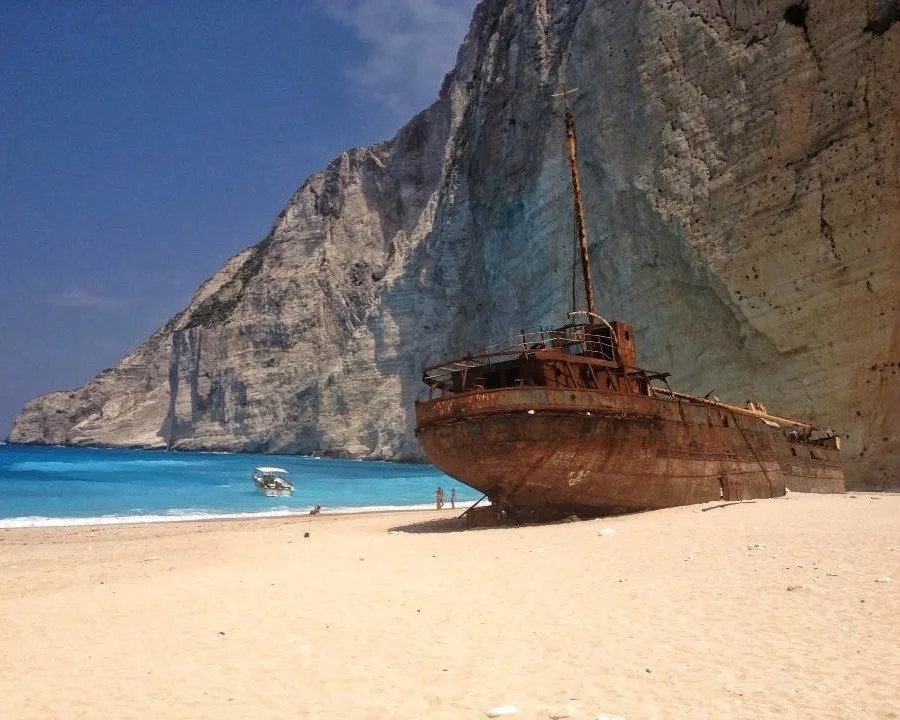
(9, 0, 899, 489)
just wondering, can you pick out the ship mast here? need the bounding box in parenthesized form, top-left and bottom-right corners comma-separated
(555, 88, 596, 319)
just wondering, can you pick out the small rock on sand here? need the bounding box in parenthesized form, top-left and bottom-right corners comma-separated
(485, 705, 520, 717)
(598, 528, 616, 536)
(875, 576, 893, 583)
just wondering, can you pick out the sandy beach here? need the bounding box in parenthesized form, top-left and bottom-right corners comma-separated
(1, 493, 897, 719)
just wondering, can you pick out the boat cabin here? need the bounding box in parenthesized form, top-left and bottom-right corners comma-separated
(422, 320, 668, 399)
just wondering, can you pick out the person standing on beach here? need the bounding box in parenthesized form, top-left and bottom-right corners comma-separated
(450, 488, 457, 509)
(435, 486, 444, 510)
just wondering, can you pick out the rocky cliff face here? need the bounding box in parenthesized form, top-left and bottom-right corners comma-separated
(9, 0, 899, 489)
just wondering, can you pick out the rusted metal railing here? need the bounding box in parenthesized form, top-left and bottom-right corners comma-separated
(422, 324, 617, 388)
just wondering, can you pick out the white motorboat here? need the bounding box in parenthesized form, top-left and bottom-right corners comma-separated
(252, 466, 294, 497)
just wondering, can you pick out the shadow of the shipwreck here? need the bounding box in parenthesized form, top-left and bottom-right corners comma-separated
(387, 513, 619, 534)
(388, 517, 469, 534)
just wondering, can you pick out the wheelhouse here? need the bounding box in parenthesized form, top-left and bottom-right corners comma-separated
(420, 320, 669, 399)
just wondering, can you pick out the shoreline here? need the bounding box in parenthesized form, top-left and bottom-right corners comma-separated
(4, 489, 898, 531)
(5, 490, 899, 530)
(0, 500, 483, 530)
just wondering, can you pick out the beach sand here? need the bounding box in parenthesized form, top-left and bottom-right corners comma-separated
(1, 493, 897, 719)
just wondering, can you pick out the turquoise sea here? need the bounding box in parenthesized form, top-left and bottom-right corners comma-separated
(0, 444, 476, 528)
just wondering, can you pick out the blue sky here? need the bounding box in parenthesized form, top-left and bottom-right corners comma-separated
(0, 0, 477, 436)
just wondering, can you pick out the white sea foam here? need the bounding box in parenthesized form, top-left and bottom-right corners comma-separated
(0, 501, 483, 529)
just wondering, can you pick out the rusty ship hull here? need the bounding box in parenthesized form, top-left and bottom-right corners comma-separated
(415, 384, 844, 519)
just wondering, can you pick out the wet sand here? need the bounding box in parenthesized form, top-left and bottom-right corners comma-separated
(1, 493, 898, 719)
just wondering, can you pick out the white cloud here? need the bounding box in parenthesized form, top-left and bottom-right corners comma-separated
(320, 0, 478, 119)
(46, 288, 128, 311)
